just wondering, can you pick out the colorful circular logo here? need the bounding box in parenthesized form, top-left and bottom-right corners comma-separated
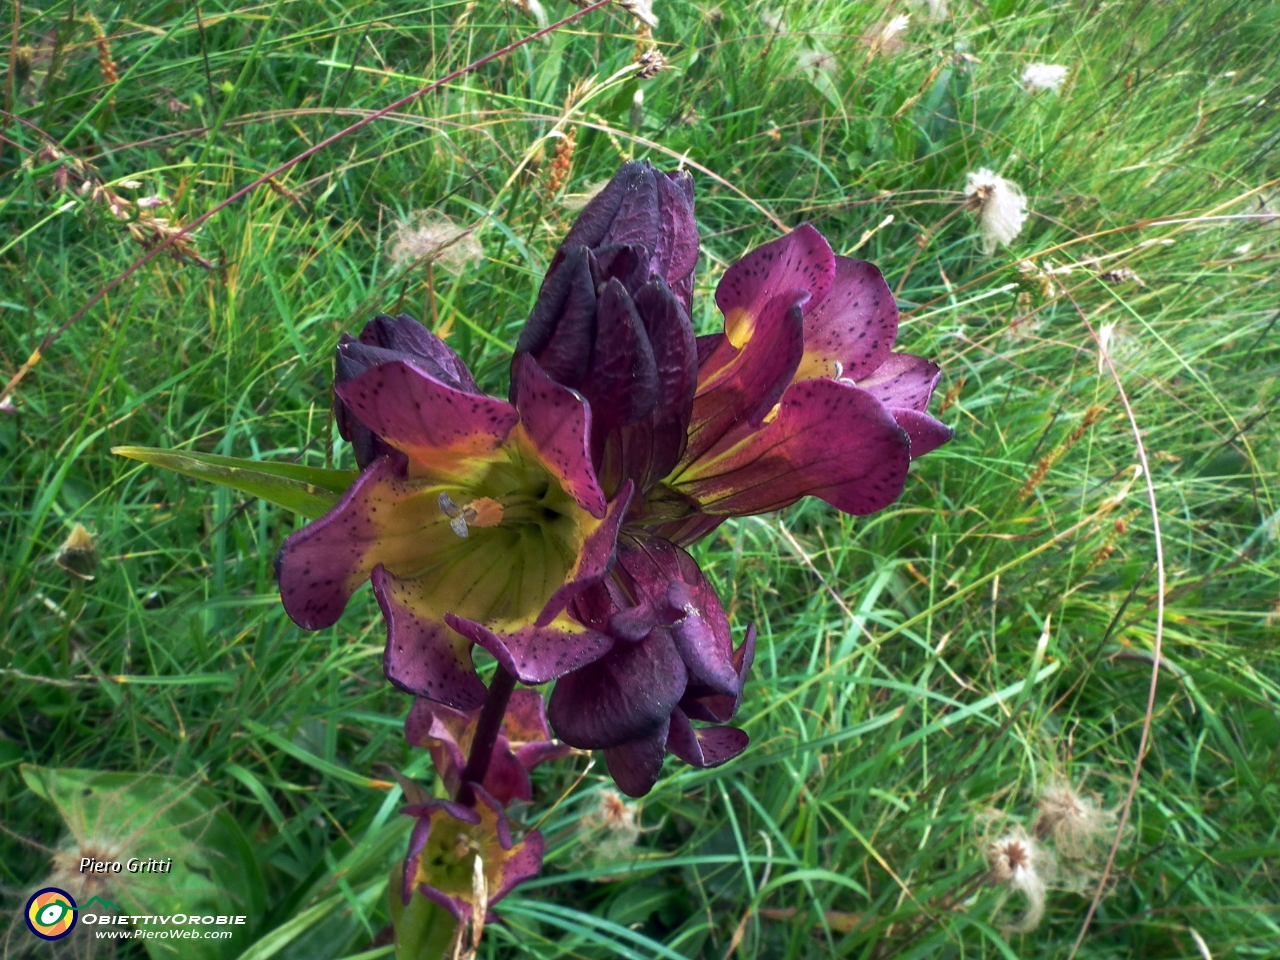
(25, 887, 78, 940)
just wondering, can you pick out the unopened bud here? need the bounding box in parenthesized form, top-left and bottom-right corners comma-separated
(13, 46, 33, 91)
(55, 523, 98, 580)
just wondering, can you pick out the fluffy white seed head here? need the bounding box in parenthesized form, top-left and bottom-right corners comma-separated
(985, 826, 1049, 933)
(1034, 778, 1116, 862)
(1022, 62, 1069, 94)
(882, 14, 911, 41)
(965, 168, 1029, 254)
(908, 0, 948, 19)
(391, 215, 484, 273)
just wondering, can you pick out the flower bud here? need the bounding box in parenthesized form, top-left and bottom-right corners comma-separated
(55, 523, 98, 580)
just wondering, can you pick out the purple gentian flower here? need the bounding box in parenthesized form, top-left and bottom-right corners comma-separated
(275, 320, 635, 711)
(513, 171, 951, 796)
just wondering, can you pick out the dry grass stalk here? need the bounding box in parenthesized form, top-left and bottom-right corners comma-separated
(1019, 405, 1105, 500)
(35, 143, 213, 268)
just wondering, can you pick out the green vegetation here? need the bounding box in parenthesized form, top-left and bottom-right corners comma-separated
(2, 0, 1277, 957)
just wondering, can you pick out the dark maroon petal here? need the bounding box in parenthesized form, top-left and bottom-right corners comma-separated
(482, 735, 534, 806)
(516, 246, 598, 388)
(892, 408, 954, 459)
(715, 224, 836, 326)
(695, 333, 723, 367)
(681, 625, 756, 723)
(336, 361, 518, 475)
(445, 614, 615, 685)
(356, 313, 480, 394)
(514, 740, 572, 771)
(856, 353, 942, 412)
(547, 627, 687, 749)
(275, 456, 405, 630)
(612, 535, 736, 694)
(557, 161, 657, 254)
(537, 480, 633, 625)
(653, 170, 698, 301)
(684, 293, 805, 463)
(798, 257, 898, 382)
(588, 243, 649, 292)
(675, 379, 911, 517)
(667, 582, 738, 696)
(665, 708, 749, 768)
(502, 688, 554, 743)
(376, 566, 488, 710)
(603, 718, 671, 798)
(578, 278, 660, 432)
(511, 353, 607, 519)
(603, 277, 698, 490)
(404, 699, 470, 788)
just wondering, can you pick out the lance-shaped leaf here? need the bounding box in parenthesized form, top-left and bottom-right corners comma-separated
(400, 786, 543, 923)
(113, 447, 354, 519)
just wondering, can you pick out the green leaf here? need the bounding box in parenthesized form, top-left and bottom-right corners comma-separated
(21, 765, 268, 960)
(114, 446, 355, 519)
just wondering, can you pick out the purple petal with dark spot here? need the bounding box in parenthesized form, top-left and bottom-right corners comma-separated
(892, 408, 954, 459)
(856, 353, 942, 412)
(376, 566, 488, 710)
(800, 257, 899, 382)
(511, 353, 607, 519)
(675, 378, 911, 517)
(445, 614, 615, 686)
(336, 361, 517, 475)
(275, 456, 406, 630)
(665, 707, 750, 767)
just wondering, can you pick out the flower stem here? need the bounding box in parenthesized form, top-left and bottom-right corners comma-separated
(454, 666, 517, 806)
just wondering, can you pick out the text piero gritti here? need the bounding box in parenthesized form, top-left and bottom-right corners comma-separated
(79, 856, 174, 874)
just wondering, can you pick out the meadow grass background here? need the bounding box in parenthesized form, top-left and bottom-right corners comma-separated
(2, 0, 1279, 956)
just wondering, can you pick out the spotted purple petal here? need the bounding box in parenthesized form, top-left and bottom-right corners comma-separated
(665, 707, 749, 768)
(674, 378, 912, 517)
(795, 257, 899, 383)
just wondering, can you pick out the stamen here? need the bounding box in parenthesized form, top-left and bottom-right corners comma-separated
(440, 492, 504, 539)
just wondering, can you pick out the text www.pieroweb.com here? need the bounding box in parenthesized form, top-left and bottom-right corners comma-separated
(83, 914, 246, 940)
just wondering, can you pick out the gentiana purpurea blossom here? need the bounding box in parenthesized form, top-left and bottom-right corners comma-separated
(275, 159, 952, 800)
(116, 158, 952, 951)
(276, 314, 635, 711)
(514, 161, 952, 793)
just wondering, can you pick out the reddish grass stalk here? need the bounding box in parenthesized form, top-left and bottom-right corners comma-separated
(1064, 292, 1166, 960)
(0, 0, 613, 408)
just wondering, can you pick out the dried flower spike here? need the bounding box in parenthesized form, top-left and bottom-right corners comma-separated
(965, 168, 1029, 255)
